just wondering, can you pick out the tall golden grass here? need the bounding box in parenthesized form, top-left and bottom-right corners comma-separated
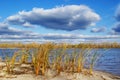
(0, 42, 110, 75)
(31, 43, 53, 75)
(0, 42, 120, 48)
(5, 52, 19, 74)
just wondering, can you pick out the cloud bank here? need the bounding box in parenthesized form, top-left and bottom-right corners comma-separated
(91, 27, 106, 33)
(115, 5, 120, 21)
(0, 23, 119, 43)
(0, 23, 31, 35)
(0, 4, 119, 43)
(0, 23, 39, 39)
(112, 23, 120, 33)
(6, 5, 100, 31)
(112, 5, 120, 34)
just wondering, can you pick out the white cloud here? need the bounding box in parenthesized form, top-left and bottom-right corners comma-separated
(23, 22, 37, 28)
(112, 5, 120, 34)
(112, 22, 120, 34)
(115, 5, 120, 21)
(0, 28, 119, 43)
(91, 27, 106, 33)
(0, 22, 33, 35)
(6, 5, 100, 31)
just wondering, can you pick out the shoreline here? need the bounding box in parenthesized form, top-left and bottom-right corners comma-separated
(95, 69, 120, 77)
(0, 70, 120, 80)
(0, 62, 120, 80)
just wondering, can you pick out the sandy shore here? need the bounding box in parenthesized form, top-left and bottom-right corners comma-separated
(0, 61, 120, 80)
(0, 70, 120, 80)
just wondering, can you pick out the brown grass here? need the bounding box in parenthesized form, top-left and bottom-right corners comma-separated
(0, 42, 109, 76)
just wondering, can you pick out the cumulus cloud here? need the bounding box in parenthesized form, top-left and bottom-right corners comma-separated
(6, 5, 100, 31)
(91, 27, 106, 33)
(41, 33, 120, 39)
(115, 5, 120, 21)
(0, 23, 42, 40)
(112, 22, 120, 33)
(112, 5, 120, 34)
(0, 23, 35, 36)
(22, 22, 37, 28)
(0, 25, 119, 40)
(42, 33, 80, 39)
(0, 25, 119, 43)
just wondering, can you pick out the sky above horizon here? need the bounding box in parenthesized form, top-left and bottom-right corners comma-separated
(0, 0, 120, 43)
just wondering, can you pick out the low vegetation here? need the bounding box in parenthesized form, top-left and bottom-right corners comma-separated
(0, 42, 111, 76)
(0, 42, 120, 48)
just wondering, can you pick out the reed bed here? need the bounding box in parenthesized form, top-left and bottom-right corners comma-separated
(0, 42, 109, 76)
(0, 42, 120, 48)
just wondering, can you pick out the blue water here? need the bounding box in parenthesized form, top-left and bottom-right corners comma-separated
(94, 49, 120, 76)
(0, 48, 120, 76)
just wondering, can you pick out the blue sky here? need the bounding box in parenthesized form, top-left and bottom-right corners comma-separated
(0, 0, 120, 43)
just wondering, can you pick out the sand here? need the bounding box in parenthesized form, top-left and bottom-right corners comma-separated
(0, 62, 120, 80)
(0, 70, 120, 80)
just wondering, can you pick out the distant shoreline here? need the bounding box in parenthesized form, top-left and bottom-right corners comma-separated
(0, 42, 120, 48)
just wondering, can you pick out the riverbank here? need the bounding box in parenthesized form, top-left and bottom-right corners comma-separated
(0, 43, 120, 80)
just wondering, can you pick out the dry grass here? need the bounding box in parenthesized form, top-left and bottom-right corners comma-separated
(0, 42, 120, 48)
(0, 42, 109, 76)
(5, 52, 19, 74)
(31, 43, 52, 75)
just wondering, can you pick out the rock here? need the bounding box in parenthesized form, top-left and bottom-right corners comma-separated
(0, 62, 6, 69)
(45, 69, 57, 77)
(14, 62, 21, 66)
(20, 64, 31, 69)
(5, 75, 17, 78)
(101, 75, 113, 80)
(26, 70, 33, 74)
(13, 67, 24, 74)
(0, 71, 6, 77)
(20, 64, 32, 73)
(2, 67, 7, 71)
